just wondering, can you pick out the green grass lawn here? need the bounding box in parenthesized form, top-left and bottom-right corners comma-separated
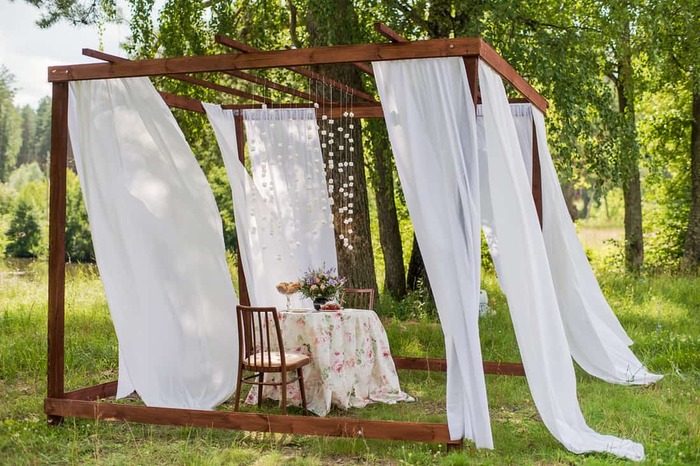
(1, 260, 698, 465)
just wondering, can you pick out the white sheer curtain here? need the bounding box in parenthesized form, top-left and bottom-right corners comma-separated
(532, 110, 662, 385)
(68, 78, 238, 409)
(373, 57, 492, 448)
(242, 109, 337, 308)
(478, 61, 645, 461)
(204, 104, 296, 308)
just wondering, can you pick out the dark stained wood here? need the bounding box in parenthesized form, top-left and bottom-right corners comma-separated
(393, 357, 525, 376)
(353, 62, 374, 75)
(234, 114, 251, 307)
(225, 70, 319, 102)
(82, 48, 270, 104)
(44, 398, 453, 443)
(532, 120, 543, 227)
(463, 57, 479, 110)
(223, 103, 384, 119)
(64, 381, 118, 401)
(215, 35, 378, 103)
(477, 41, 548, 114)
(374, 22, 409, 42)
(48, 82, 69, 424)
(159, 92, 205, 113)
(52, 39, 481, 86)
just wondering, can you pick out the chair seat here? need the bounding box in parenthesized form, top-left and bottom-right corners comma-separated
(243, 351, 310, 371)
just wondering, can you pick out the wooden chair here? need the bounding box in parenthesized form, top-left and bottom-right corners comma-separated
(340, 288, 375, 310)
(234, 305, 310, 414)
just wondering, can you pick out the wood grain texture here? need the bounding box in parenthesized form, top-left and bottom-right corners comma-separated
(374, 22, 409, 42)
(64, 381, 119, 401)
(83, 48, 269, 104)
(44, 398, 453, 443)
(50, 39, 482, 84)
(215, 35, 378, 103)
(48, 83, 68, 401)
(393, 357, 525, 376)
(477, 41, 548, 113)
(234, 114, 251, 307)
(532, 120, 543, 227)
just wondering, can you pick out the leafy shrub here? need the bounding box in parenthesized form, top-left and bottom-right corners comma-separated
(65, 170, 94, 262)
(4, 198, 43, 257)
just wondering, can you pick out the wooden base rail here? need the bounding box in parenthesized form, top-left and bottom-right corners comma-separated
(44, 398, 459, 446)
(64, 381, 119, 401)
(393, 357, 525, 376)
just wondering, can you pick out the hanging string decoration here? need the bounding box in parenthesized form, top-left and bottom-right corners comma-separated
(314, 81, 357, 251)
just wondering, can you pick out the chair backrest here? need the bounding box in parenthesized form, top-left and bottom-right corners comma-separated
(236, 305, 286, 370)
(340, 288, 375, 310)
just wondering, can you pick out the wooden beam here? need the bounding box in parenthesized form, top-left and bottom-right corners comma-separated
(353, 62, 374, 76)
(532, 120, 543, 227)
(159, 92, 205, 113)
(393, 357, 525, 376)
(214, 35, 378, 103)
(82, 48, 271, 104)
(44, 398, 453, 443)
(64, 381, 118, 401)
(463, 57, 479, 111)
(48, 82, 69, 424)
(477, 41, 548, 113)
(235, 113, 251, 307)
(224, 70, 319, 102)
(223, 103, 384, 119)
(374, 22, 409, 42)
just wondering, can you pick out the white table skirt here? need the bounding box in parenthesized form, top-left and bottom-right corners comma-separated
(245, 308, 413, 416)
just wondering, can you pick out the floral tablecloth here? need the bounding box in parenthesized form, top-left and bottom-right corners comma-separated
(245, 309, 413, 416)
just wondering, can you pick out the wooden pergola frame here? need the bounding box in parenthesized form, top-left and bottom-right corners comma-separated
(46, 24, 547, 450)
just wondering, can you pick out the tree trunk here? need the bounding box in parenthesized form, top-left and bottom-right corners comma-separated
(681, 90, 700, 271)
(617, 20, 644, 272)
(367, 120, 406, 298)
(306, 1, 378, 292)
(407, 234, 432, 299)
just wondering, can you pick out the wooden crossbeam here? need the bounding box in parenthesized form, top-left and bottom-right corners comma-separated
(82, 48, 271, 104)
(45, 398, 455, 444)
(224, 70, 320, 102)
(374, 22, 409, 43)
(214, 35, 378, 102)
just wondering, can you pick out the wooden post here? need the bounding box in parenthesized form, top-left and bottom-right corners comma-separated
(47, 82, 69, 424)
(234, 114, 251, 306)
(463, 57, 479, 111)
(532, 120, 543, 227)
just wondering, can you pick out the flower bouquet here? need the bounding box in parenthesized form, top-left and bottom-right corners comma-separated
(298, 266, 346, 310)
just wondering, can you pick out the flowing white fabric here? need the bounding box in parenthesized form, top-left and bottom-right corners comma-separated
(373, 58, 492, 448)
(204, 104, 298, 308)
(68, 78, 238, 409)
(242, 109, 337, 307)
(478, 61, 645, 461)
(532, 110, 663, 385)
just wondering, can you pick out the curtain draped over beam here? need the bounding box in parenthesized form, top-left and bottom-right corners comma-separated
(373, 57, 492, 448)
(242, 108, 338, 308)
(67, 77, 238, 409)
(531, 109, 662, 386)
(205, 105, 338, 308)
(478, 60, 646, 461)
(375, 57, 654, 461)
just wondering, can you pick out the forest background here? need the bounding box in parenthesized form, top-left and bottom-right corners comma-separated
(1, 0, 699, 296)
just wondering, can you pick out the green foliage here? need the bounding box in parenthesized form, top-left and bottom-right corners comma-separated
(0, 66, 22, 182)
(1, 263, 698, 464)
(4, 198, 43, 257)
(65, 170, 94, 262)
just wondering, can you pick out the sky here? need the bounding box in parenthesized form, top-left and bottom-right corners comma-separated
(0, 0, 127, 107)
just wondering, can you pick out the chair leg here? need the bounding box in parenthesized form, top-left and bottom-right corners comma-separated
(297, 367, 308, 415)
(233, 362, 243, 412)
(280, 370, 288, 415)
(257, 373, 264, 408)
